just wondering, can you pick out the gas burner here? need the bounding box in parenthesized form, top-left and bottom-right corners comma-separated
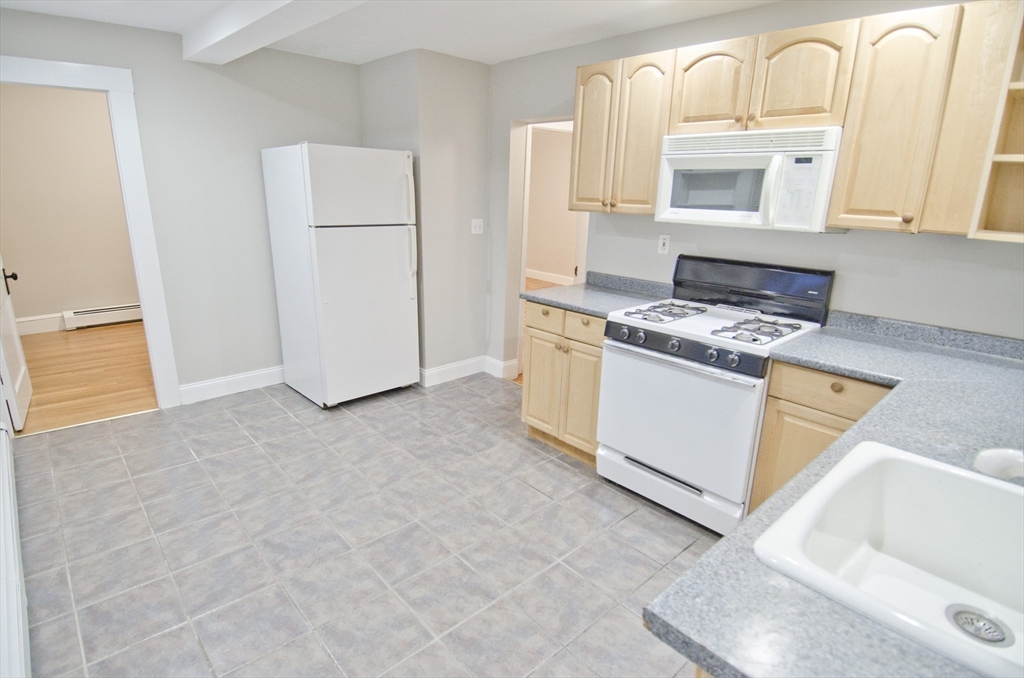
(710, 316, 803, 343)
(623, 310, 672, 323)
(623, 301, 707, 324)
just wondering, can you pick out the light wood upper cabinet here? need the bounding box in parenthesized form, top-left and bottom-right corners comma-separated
(826, 4, 962, 232)
(611, 51, 676, 214)
(668, 36, 757, 134)
(522, 326, 564, 436)
(559, 340, 603, 454)
(569, 60, 621, 212)
(748, 20, 860, 129)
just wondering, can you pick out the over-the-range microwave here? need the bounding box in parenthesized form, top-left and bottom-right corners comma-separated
(655, 126, 843, 232)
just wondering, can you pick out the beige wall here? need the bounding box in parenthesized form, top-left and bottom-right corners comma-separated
(525, 128, 577, 281)
(0, 83, 139, 319)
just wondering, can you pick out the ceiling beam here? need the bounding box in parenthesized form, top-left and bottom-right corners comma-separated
(183, 0, 364, 65)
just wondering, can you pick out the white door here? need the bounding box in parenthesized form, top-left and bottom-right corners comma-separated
(312, 225, 420, 406)
(0, 256, 31, 431)
(302, 144, 415, 227)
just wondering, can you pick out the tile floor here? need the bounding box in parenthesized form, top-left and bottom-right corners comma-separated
(13, 373, 718, 678)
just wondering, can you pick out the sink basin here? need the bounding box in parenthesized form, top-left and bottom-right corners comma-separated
(754, 441, 1023, 677)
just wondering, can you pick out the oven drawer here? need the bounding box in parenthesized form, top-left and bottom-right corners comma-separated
(524, 302, 565, 334)
(768, 362, 890, 421)
(562, 311, 605, 347)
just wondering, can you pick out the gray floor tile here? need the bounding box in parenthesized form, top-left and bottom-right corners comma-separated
(286, 402, 353, 429)
(187, 427, 256, 459)
(381, 385, 427, 405)
(69, 538, 168, 607)
(359, 521, 453, 586)
(514, 502, 602, 560)
(610, 507, 703, 565)
(57, 479, 140, 526)
(200, 445, 274, 484)
(226, 399, 287, 425)
(214, 464, 294, 508)
(340, 394, 392, 415)
(435, 455, 507, 496)
(442, 597, 558, 678)
(529, 648, 599, 677)
(227, 633, 341, 678)
(478, 439, 550, 476)
(332, 433, 402, 467)
(357, 404, 412, 432)
(26, 566, 73, 625)
(242, 414, 307, 444)
(144, 483, 230, 534)
(325, 490, 416, 547)
(560, 482, 638, 529)
(258, 430, 329, 464)
(666, 533, 720, 575)
(563, 533, 661, 600)
(460, 528, 555, 593)
(395, 557, 500, 635)
(194, 586, 308, 676)
(382, 641, 470, 678)
(476, 477, 551, 524)
(622, 567, 680, 617)
(397, 395, 456, 420)
(77, 577, 186, 664)
(17, 498, 61, 538)
(262, 383, 300, 400)
(302, 468, 376, 513)
(233, 489, 320, 541)
(53, 457, 129, 496)
(386, 471, 465, 517)
(360, 450, 428, 487)
(567, 605, 686, 678)
(62, 506, 154, 563)
(213, 389, 272, 410)
(420, 409, 482, 435)
(14, 450, 51, 479)
(49, 436, 121, 470)
(175, 411, 240, 439)
(282, 551, 388, 626)
(167, 399, 224, 422)
(446, 422, 508, 454)
(517, 458, 592, 500)
(115, 423, 184, 455)
(110, 409, 172, 432)
(316, 590, 433, 678)
(255, 517, 351, 577)
(310, 416, 376, 447)
(277, 446, 353, 486)
(419, 497, 506, 553)
(48, 420, 114, 447)
(174, 546, 275, 617)
(158, 511, 252, 571)
(87, 623, 212, 678)
(122, 440, 196, 477)
(15, 471, 55, 506)
(133, 461, 213, 503)
(13, 433, 49, 456)
(29, 614, 83, 677)
(510, 564, 617, 645)
(401, 434, 476, 469)
(20, 530, 65, 576)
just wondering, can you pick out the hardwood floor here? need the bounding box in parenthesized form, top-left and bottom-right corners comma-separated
(16, 321, 157, 436)
(524, 277, 563, 292)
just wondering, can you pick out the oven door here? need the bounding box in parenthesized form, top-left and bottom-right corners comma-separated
(655, 152, 783, 229)
(596, 340, 765, 504)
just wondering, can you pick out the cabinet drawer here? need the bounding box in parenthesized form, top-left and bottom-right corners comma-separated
(562, 311, 606, 347)
(525, 302, 565, 334)
(768, 362, 890, 421)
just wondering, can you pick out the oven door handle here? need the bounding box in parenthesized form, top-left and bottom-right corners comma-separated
(603, 339, 761, 387)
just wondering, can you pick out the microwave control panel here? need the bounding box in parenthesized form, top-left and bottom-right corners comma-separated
(775, 154, 824, 230)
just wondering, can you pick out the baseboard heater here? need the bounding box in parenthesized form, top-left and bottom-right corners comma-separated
(62, 304, 142, 330)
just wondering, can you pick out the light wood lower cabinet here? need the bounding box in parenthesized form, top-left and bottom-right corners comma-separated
(749, 362, 891, 511)
(522, 302, 605, 459)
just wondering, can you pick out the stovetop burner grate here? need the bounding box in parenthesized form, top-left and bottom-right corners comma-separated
(623, 301, 707, 324)
(710, 316, 803, 344)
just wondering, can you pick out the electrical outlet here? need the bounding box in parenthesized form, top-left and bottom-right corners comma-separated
(657, 234, 670, 254)
(471, 218, 484, 234)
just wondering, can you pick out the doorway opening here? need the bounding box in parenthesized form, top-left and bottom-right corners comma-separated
(512, 120, 588, 382)
(0, 83, 156, 434)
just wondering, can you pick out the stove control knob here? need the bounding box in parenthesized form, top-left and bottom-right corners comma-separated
(727, 353, 741, 368)
(636, 330, 647, 344)
(618, 327, 630, 340)
(705, 348, 719, 362)
(668, 339, 681, 352)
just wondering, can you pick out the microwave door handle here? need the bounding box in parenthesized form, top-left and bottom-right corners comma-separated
(761, 155, 785, 228)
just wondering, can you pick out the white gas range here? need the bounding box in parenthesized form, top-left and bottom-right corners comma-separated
(596, 255, 834, 535)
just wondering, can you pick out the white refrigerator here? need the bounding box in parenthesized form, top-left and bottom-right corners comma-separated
(261, 143, 420, 408)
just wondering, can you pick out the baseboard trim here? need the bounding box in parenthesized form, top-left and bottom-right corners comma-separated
(179, 365, 285, 405)
(16, 313, 64, 335)
(525, 269, 574, 286)
(484, 356, 519, 380)
(418, 355, 520, 387)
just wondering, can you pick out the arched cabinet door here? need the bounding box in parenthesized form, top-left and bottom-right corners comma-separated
(611, 50, 675, 215)
(568, 60, 621, 212)
(668, 36, 757, 135)
(748, 19, 860, 130)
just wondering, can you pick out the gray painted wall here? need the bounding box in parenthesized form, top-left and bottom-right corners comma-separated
(486, 0, 1024, 365)
(0, 8, 362, 384)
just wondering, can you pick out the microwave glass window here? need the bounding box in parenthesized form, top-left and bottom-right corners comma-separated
(670, 169, 765, 212)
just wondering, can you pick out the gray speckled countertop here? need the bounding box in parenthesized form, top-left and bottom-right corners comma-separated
(519, 272, 670, 318)
(644, 324, 1024, 678)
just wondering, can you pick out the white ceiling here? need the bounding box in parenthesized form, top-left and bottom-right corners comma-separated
(0, 0, 773, 66)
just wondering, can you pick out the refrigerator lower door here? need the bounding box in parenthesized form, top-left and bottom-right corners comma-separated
(311, 225, 420, 406)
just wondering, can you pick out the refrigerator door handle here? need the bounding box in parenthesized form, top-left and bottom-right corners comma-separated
(407, 225, 417, 299)
(405, 169, 416, 224)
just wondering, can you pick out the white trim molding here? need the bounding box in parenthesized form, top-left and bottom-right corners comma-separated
(418, 355, 519, 387)
(0, 55, 181, 408)
(16, 313, 64, 336)
(178, 365, 285, 405)
(525, 269, 574, 286)
(484, 356, 519, 380)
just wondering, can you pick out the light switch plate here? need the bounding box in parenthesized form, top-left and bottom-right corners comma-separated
(471, 219, 484, 234)
(657, 234, 670, 254)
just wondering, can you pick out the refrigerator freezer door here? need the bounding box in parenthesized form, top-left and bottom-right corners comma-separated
(302, 144, 415, 226)
(311, 225, 420, 405)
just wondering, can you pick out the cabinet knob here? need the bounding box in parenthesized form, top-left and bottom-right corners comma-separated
(748, 113, 757, 122)
(610, 200, 618, 207)
(541, 308, 549, 316)
(601, 199, 609, 207)
(901, 213, 915, 224)
(562, 346, 569, 353)
(734, 114, 744, 123)
(555, 343, 562, 351)
(581, 318, 590, 326)
(830, 382, 845, 394)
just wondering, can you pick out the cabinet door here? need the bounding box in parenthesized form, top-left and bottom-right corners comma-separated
(610, 50, 675, 215)
(748, 19, 860, 129)
(668, 36, 757, 135)
(569, 60, 621, 211)
(522, 327, 565, 436)
(826, 5, 962, 232)
(749, 397, 854, 511)
(558, 340, 602, 454)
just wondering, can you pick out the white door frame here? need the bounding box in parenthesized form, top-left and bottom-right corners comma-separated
(0, 55, 181, 408)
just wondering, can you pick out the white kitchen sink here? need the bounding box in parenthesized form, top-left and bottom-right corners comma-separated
(754, 441, 1024, 677)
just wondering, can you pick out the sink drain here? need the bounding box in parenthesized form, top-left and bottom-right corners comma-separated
(946, 605, 1015, 647)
